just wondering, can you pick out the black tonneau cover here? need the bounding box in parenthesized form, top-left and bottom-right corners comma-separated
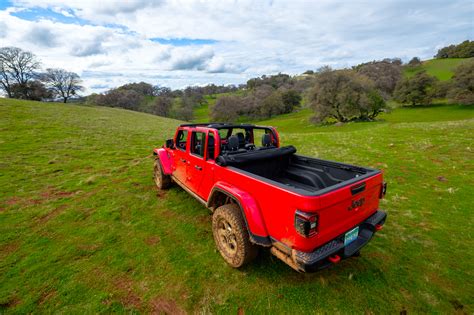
(216, 146, 297, 166)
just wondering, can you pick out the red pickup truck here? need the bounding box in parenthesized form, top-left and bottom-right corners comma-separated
(153, 123, 387, 272)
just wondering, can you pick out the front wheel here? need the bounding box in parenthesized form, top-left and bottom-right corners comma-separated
(212, 203, 258, 268)
(153, 158, 171, 190)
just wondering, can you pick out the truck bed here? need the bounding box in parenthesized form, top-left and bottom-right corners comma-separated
(217, 146, 379, 195)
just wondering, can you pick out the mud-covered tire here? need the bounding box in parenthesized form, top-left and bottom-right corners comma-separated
(212, 203, 258, 268)
(153, 158, 171, 190)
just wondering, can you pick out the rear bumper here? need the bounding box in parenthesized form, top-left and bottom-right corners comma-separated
(272, 210, 387, 272)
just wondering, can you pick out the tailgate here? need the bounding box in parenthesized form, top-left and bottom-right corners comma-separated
(315, 173, 383, 246)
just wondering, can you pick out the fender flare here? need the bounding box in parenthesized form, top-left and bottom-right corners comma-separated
(153, 148, 173, 175)
(208, 181, 271, 246)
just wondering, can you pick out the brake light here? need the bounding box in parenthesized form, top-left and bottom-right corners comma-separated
(294, 210, 318, 237)
(379, 182, 387, 199)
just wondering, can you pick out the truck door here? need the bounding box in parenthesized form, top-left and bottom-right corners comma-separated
(198, 130, 218, 199)
(186, 130, 206, 195)
(172, 128, 189, 184)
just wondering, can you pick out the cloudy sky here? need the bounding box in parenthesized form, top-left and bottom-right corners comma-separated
(0, 0, 472, 93)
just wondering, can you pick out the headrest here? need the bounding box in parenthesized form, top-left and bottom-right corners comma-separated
(236, 132, 245, 144)
(262, 134, 272, 147)
(228, 135, 239, 151)
(208, 135, 214, 146)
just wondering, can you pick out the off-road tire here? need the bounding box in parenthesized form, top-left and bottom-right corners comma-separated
(153, 158, 171, 190)
(212, 203, 258, 268)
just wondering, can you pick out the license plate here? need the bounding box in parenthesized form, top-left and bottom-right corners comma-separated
(344, 226, 359, 246)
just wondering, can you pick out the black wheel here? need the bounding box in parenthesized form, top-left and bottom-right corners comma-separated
(212, 203, 258, 268)
(153, 158, 171, 190)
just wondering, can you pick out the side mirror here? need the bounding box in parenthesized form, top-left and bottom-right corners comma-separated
(165, 139, 175, 149)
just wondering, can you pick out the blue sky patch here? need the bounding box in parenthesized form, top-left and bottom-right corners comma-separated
(0, 0, 11, 10)
(150, 38, 218, 46)
(10, 7, 87, 25)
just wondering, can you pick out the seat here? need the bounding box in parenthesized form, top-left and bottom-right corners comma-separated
(208, 135, 215, 159)
(262, 134, 273, 148)
(236, 132, 246, 148)
(228, 135, 239, 151)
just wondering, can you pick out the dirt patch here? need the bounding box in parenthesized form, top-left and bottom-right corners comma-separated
(40, 189, 76, 199)
(450, 299, 464, 311)
(156, 190, 168, 198)
(150, 297, 186, 315)
(0, 241, 20, 256)
(38, 289, 57, 305)
(196, 215, 211, 225)
(145, 236, 161, 246)
(114, 276, 142, 310)
(0, 296, 21, 309)
(4, 189, 77, 209)
(436, 176, 448, 182)
(5, 196, 22, 206)
(37, 204, 68, 225)
(77, 244, 101, 252)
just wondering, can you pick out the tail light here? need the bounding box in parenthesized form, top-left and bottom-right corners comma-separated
(295, 210, 318, 237)
(379, 182, 387, 199)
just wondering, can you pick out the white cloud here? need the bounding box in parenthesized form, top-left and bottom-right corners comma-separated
(169, 47, 214, 70)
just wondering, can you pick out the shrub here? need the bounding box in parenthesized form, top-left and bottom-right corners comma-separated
(259, 91, 285, 118)
(356, 59, 402, 98)
(11, 80, 52, 101)
(394, 71, 438, 106)
(435, 40, 474, 59)
(94, 89, 144, 110)
(447, 59, 474, 105)
(152, 96, 173, 117)
(210, 95, 242, 122)
(408, 57, 422, 67)
(118, 82, 155, 96)
(281, 89, 302, 113)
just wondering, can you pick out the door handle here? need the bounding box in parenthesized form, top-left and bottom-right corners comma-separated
(194, 165, 202, 171)
(180, 158, 186, 163)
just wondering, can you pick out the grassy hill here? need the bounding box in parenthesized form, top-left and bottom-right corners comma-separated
(403, 58, 470, 81)
(1, 99, 473, 313)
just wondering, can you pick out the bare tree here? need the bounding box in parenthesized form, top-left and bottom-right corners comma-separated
(0, 47, 40, 98)
(42, 68, 84, 103)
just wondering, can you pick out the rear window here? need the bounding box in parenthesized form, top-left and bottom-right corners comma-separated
(253, 129, 269, 146)
(191, 131, 206, 158)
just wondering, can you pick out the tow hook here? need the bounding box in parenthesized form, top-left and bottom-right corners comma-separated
(328, 254, 341, 264)
(375, 224, 383, 231)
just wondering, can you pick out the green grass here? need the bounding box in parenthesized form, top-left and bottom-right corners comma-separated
(1, 99, 473, 313)
(193, 95, 218, 122)
(404, 58, 471, 81)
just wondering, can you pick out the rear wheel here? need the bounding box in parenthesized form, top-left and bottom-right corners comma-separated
(212, 203, 258, 268)
(153, 158, 171, 190)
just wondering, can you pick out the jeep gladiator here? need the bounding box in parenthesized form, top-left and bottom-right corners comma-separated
(153, 123, 387, 272)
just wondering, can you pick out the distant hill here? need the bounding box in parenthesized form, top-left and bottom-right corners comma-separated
(403, 58, 471, 81)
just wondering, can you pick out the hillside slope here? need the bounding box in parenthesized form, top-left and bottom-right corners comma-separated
(1, 99, 473, 313)
(404, 58, 471, 80)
